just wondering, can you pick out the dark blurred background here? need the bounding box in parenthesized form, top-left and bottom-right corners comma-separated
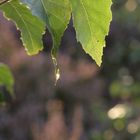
(0, 0, 140, 140)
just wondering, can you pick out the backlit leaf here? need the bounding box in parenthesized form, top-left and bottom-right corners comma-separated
(0, 0, 45, 55)
(70, 0, 112, 66)
(21, 0, 71, 56)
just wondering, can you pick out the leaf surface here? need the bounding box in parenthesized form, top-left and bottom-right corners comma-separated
(21, 0, 71, 56)
(0, 0, 45, 55)
(70, 0, 112, 66)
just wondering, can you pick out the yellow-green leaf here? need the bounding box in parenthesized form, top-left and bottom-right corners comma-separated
(70, 0, 112, 66)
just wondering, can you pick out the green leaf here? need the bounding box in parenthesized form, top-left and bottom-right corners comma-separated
(70, 0, 112, 66)
(0, 0, 45, 55)
(0, 63, 14, 94)
(43, 0, 71, 56)
(20, 0, 46, 22)
(21, 0, 71, 56)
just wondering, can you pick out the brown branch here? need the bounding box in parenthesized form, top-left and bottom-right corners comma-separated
(0, 0, 9, 6)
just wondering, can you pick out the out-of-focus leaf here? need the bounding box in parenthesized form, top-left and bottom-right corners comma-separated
(0, 63, 14, 94)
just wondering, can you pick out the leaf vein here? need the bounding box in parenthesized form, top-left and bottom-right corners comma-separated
(80, 0, 95, 46)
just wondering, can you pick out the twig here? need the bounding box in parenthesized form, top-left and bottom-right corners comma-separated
(0, 0, 9, 6)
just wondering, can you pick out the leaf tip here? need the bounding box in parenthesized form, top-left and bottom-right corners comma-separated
(25, 46, 44, 56)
